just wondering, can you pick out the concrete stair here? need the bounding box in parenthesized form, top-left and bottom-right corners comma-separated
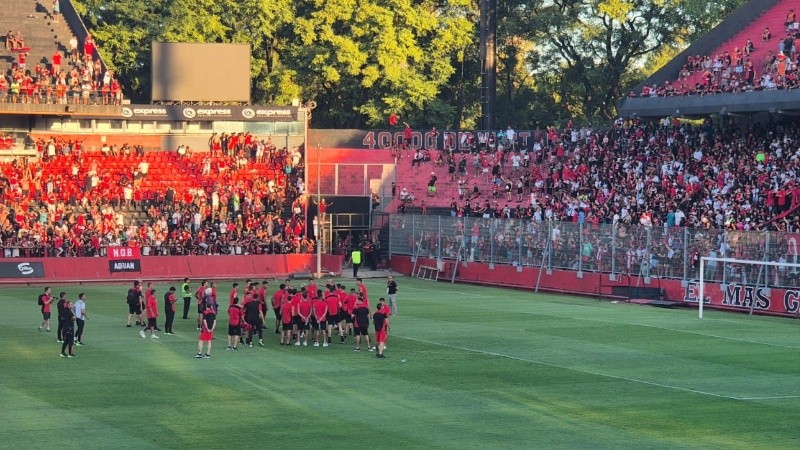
(2, 0, 76, 71)
(675, 0, 798, 88)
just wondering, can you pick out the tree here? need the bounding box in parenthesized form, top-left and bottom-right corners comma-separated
(505, 0, 747, 122)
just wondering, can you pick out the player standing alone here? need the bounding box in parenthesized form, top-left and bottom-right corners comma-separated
(37, 286, 52, 332)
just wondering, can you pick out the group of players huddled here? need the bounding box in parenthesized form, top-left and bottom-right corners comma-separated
(121, 277, 391, 360)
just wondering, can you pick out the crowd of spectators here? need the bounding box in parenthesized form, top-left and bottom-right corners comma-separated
(632, 8, 800, 96)
(1, 29, 123, 105)
(400, 118, 800, 237)
(0, 138, 311, 257)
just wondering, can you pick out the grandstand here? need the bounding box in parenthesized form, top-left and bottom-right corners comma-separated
(619, 0, 800, 117)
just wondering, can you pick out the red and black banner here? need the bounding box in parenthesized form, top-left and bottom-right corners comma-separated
(108, 246, 141, 273)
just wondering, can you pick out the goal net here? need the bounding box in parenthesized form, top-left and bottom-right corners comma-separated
(698, 256, 800, 318)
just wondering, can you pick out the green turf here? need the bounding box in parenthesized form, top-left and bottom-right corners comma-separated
(1, 277, 799, 449)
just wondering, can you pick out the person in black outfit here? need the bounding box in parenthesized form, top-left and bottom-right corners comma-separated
(60, 299, 76, 357)
(352, 295, 373, 352)
(244, 297, 265, 347)
(164, 286, 177, 335)
(56, 292, 68, 343)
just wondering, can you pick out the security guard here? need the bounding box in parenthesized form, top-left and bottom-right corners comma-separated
(351, 248, 363, 278)
(181, 278, 193, 319)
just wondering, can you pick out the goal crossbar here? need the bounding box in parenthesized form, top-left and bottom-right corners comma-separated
(699, 256, 800, 318)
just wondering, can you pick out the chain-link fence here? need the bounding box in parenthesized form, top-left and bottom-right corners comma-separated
(388, 214, 800, 289)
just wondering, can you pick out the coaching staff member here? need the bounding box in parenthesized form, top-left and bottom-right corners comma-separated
(181, 278, 192, 319)
(387, 276, 398, 316)
(164, 286, 177, 335)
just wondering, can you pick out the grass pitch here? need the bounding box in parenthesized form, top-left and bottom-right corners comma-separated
(1, 277, 798, 449)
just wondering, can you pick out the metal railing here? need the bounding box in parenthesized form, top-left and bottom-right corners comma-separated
(388, 214, 800, 289)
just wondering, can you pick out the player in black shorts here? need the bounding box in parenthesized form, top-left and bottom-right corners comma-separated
(126, 281, 143, 327)
(60, 298, 76, 358)
(243, 296, 264, 347)
(352, 294, 373, 352)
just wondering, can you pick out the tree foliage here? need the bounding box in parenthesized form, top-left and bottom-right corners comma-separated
(73, 0, 746, 127)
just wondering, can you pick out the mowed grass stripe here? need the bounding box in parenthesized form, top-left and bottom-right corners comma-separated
(0, 278, 799, 449)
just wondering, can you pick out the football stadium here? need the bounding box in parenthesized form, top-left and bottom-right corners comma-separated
(1, 0, 800, 448)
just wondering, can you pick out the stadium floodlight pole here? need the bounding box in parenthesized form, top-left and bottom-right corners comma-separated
(316, 143, 322, 279)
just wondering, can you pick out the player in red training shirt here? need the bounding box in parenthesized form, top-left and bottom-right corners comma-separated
(227, 297, 243, 351)
(311, 291, 328, 347)
(296, 290, 313, 346)
(289, 286, 304, 344)
(229, 282, 239, 307)
(280, 289, 296, 345)
(306, 278, 317, 300)
(38, 286, 53, 332)
(195, 304, 216, 359)
(272, 283, 288, 335)
(324, 285, 343, 345)
(139, 287, 159, 339)
(343, 287, 357, 337)
(195, 280, 207, 331)
(356, 278, 368, 300)
(373, 299, 390, 358)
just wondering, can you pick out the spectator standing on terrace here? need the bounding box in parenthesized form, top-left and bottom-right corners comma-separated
(52, 0, 61, 22)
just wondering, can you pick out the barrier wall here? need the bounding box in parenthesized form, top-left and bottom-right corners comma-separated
(390, 256, 800, 318)
(0, 254, 343, 284)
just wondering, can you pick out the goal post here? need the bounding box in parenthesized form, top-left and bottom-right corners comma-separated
(698, 256, 800, 318)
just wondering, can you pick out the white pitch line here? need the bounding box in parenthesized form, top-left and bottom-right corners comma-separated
(513, 310, 800, 350)
(403, 285, 800, 350)
(736, 395, 800, 400)
(395, 335, 782, 402)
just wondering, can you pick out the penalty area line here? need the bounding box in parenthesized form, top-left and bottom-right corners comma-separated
(396, 334, 755, 401)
